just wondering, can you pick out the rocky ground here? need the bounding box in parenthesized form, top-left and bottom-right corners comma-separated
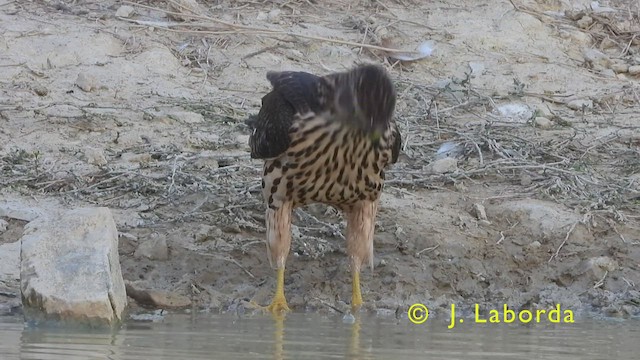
(1, 0, 639, 320)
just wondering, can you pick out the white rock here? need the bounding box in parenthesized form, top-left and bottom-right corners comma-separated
(85, 147, 107, 166)
(134, 236, 168, 260)
(20, 207, 127, 326)
(193, 156, 219, 170)
(567, 99, 593, 111)
(428, 157, 458, 174)
(120, 152, 152, 165)
(535, 104, 553, 118)
(435, 141, 463, 160)
(520, 172, 533, 186)
(75, 72, 99, 92)
(610, 63, 629, 73)
(0, 240, 20, 286)
(600, 37, 617, 49)
(115, 5, 135, 18)
(0, 218, 8, 233)
(0, 202, 44, 222)
(528, 241, 542, 249)
(600, 68, 616, 78)
(577, 16, 593, 29)
(268, 9, 281, 21)
(534, 116, 553, 128)
(472, 203, 488, 221)
(584, 256, 618, 281)
(628, 65, 640, 75)
(487, 199, 582, 238)
(583, 48, 610, 68)
(169, 110, 204, 124)
(559, 29, 592, 45)
(256, 11, 268, 21)
(590, 256, 618, 271)
(496, 103, 534, 123)
(468, 62, 485, 75)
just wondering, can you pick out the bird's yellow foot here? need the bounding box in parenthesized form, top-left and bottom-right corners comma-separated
(266, 295, 290, 314)
(249, 267, 291, 315)
(246, 297, 290, 315)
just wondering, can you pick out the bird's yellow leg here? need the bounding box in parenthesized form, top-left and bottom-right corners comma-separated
(352, 270, 363, 312)
(247, 267, 289, 314)
(266, 267, 290, 314)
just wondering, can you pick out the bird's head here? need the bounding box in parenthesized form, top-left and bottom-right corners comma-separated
(325, 64, 396, 139)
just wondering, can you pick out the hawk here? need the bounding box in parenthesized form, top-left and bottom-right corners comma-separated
(246, 63, 401, 314)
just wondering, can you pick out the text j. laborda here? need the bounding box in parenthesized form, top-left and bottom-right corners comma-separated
(407, 303, 574, 328)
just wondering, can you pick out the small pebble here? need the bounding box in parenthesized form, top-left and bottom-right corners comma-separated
(84, 147, 107, 166)
(567, 99, 593, 111)
(169, 111, 204, 124)
(577, 16, 593, 29)
(268, 9, 281, 22)
(33, 84, 48, 96)
(585, 256, 618, 281)
(600, 69, 616, 78)
(628, 65, 640, 76)
(428, 157, 458, 174)
(534, 116, 553, 129)
(599, 37, 617, 49)
(75, 72, 99, 92)
(342, 313, 356, 324)
(472, 203, 488, 221)
(115, 5, 135, 18)
(582, 48, 610, 68)
(610, 63, 629, 74)
(468, 62, 485, 75)
(528, 241, 542, 249)
(535, 104, 553, 118)
(520, 173, 533, 186)
(121, 152, 152, 164)
(256, 11, 268, 21)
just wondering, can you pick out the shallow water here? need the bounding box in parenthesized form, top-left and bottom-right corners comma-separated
(1, 312, 639, 359)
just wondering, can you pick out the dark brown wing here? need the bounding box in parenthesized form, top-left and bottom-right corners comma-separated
(248, 71, 325, 159)
(266, 71, 326, 115)
(248, 91, 295, 159)
(391, 122, 402, 164)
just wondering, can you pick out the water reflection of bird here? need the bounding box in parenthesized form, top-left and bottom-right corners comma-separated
(246, 63, 401, 314)
(270, 313, 370, 360)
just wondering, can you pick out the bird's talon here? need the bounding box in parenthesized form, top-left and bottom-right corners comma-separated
(266, 297, 291, 314)
(244, 299, 290, 315)
(246, 300, 263, 310)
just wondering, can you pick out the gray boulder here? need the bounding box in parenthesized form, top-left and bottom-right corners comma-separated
(20, 207, 127, 327)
